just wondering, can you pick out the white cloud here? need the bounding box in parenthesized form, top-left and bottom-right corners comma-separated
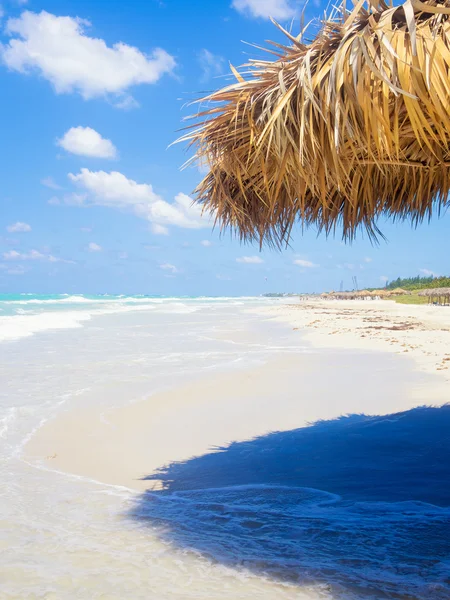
(231, 0, 296, 19)
(62, 192, 87, 205)
(80, 227, 92, 233)
(87, 242, 102, 252)
(68, 169, 208, 232)
(6, 221, 31, 232)
(0, 264, 27, 275)
(48, 196, 61, 205)
(380, 275, 389, 283)
(117, 251, 128, 259)
(293, 259, 319, 268)
(41, 176, 62, 190)
(3, 249, 73, 263)
(198, 49, 224, 82)
(419, 268, 438, 277)
(364, 257, 372, 263)
(216, 274, 232, 281)
(160, 262, 178, 274)
(236, 255, 264, 264)
(0, 6, 5, 20)
(1, 11, 176, 104)
(337, 262, 359, 270)
(151, 223, 169, 235)
(57, 126, 117, 159)
(113, 95, 139, 110)
(201, 240, 212, 247)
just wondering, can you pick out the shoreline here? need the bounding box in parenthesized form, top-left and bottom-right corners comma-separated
(24, 300, 449, 491)
(262, 299, 450, 382)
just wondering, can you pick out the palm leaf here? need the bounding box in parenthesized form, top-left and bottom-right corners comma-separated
(180, 0, 450, 247)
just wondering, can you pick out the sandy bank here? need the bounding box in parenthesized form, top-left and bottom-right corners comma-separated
(263, 299, 450, 381)
(25, 302, 448, 491)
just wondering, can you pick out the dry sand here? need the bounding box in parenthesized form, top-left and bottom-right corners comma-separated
(265, 299, 450, 381)
(25, 300, 449, 491)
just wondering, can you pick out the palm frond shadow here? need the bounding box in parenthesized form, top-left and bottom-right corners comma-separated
(131, 405, 450, 598)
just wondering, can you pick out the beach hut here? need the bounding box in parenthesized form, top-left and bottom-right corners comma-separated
(419, 287, 450, 304)
(356, 290, 372, 300)
(182, 0, 450, 246)
(328, 290, 359, 300)
(388, 288, 411, 296)
(369, 289, 387, 300)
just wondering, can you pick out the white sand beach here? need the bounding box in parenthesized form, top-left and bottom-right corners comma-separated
(26, 299, 449, 493)
(268, 299, 450, 380)
(2, 297, 449, 599)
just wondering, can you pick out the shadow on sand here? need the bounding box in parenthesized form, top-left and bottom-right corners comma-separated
(130, 405, 450, 599)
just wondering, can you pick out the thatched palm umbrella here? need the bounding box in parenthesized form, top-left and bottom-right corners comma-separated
(418, 289, 433, 300)
(419, 287, 450, 303)
(329, 290, 359, 299)
(183, 0, 450, 247)
(373, 289, 390, 298)
(389, 288, 411, 296)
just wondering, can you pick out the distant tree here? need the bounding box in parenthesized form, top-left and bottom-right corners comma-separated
(384, 275, 450, 290)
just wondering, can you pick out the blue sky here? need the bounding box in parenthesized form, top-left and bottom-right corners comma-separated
(0, 0, 448, 295)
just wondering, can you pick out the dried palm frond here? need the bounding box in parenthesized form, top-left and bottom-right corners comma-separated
(181, 0, 450, 247)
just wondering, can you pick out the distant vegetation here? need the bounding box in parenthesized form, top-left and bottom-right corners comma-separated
(385, 275, 450, 291)
(391, 294, 429, 305)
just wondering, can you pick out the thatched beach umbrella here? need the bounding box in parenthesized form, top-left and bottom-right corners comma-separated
(419, 287, 450, 303)
(372, 289, 390, 297)
(329, 290, 359, 299)
(183, 0, 450, 247)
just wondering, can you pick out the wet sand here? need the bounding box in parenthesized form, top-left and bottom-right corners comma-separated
(25, 301, 449, 491)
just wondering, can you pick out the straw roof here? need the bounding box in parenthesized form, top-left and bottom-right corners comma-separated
(328, 290, 360, 299)
(418, 287, 450, 296)
(183, 0, 450, 247)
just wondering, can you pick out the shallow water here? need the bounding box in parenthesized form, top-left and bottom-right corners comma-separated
(134, 485, 450, 599)
(135, 408, 450, 599)
(0, 295, 448, 599)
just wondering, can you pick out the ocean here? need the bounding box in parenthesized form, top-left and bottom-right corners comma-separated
(0, 294, 449, 599)
(0, 293, 281, 342)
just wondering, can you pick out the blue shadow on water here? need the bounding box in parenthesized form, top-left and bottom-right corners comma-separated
(130, 405, 450, 599)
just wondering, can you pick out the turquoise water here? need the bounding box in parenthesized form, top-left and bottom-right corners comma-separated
(0, 293, 258, 315)
(0, 293, 275, 341)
